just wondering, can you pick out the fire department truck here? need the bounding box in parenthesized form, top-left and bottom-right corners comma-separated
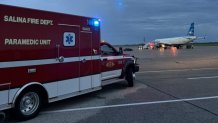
(0, 4, 139, 120)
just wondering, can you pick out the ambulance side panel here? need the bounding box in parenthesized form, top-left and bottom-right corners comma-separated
(0, 4, 101, 108)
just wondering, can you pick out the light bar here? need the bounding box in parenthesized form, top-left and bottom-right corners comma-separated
(88, 19, 100, 27)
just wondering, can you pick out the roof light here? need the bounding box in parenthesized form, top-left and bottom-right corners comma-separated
(94, 20, 100, 27)
(88, 19, 100, 27)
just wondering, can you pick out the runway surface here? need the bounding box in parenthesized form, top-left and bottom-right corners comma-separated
(5, 46, 218, 123)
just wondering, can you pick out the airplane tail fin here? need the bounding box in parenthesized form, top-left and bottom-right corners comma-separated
(187, 22, 194, 36)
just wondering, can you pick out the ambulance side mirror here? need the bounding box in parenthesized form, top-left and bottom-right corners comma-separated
(118, 47, 123, 55)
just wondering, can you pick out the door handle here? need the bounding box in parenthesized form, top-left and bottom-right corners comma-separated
(81, 58, 86, 63)
(58, 56, 64, 62)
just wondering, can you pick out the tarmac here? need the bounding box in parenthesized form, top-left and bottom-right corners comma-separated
(5, 46, 218, 123)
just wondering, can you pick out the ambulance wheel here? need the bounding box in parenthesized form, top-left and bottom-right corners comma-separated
(14, 90, 42, 120)
(126, 67, 135, 87)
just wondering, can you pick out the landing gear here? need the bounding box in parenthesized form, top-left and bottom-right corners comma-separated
(186, 44, 194, 49)
(175, 45, 183, 49)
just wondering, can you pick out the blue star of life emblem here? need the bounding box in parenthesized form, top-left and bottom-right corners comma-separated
(66, 34, 74, 44)
(63, 32, 75, 46)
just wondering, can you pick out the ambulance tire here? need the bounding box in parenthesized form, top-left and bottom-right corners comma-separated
(126, 67, 134, 87)
(14, 89, 42, 121)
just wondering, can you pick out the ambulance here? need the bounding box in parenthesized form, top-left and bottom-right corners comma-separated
(0, 4, 139, 120)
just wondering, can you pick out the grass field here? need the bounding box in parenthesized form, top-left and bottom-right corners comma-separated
(114, 42, 218, 47)
(193, 42, 218, 46)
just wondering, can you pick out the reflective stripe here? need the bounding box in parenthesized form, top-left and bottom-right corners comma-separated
(92, 55, 100, 60)
(0, 55, 100, 68)
(0, 73, 101, 110)
(101, 56, 123, 60)
(101, 56, 132, 60)
(101, 69, 122, 80)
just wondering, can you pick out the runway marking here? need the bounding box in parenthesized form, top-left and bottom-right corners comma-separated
(42, 95, 218, 114)
(137, 67, 218, 74)
(187, 76, 218, 80)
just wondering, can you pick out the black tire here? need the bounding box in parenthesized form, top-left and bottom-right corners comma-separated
(0, 111, 5, 123)
(186, 44, 193, 49)
(126, 67, 135, 87)
(14, 90, 42, 121)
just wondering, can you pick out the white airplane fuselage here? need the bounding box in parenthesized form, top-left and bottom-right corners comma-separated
(155, 36, 197, 46)
(145, 23, 201, 49)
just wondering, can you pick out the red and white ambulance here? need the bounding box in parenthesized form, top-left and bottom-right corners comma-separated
(0, 4, 139, 120)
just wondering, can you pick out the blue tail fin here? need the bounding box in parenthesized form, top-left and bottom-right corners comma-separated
(187, 22, 194, 36)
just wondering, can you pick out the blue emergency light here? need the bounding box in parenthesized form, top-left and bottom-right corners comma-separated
(88, 19, 100, 27)
(93, 20, 100, 27)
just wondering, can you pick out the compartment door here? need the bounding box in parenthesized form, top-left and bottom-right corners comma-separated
(0, 83, 10, 105)
(57, 26, 80, 96)
(79, 32, 93, 90)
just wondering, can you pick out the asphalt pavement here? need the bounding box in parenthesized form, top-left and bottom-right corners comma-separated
(5, 46, 218, 123)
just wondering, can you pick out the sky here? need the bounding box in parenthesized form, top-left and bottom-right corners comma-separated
(0, 0, 218, 45)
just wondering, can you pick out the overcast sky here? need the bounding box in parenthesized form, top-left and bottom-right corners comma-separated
(1, 0, 218, 44)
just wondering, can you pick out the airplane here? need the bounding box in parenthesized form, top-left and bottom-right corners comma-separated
(154, 22, 203, 49)
(141, 37, 156, 50)
(143, 41, 155, 49)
